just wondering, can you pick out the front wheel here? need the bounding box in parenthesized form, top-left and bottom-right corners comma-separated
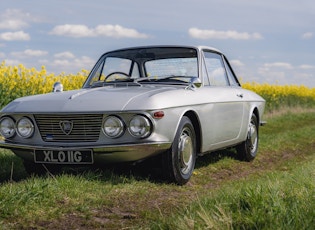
(236, 113, 259, 161)
(162, 116, 196, 185)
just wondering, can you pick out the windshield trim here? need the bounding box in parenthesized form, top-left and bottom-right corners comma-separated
(83, 46, 199, 88)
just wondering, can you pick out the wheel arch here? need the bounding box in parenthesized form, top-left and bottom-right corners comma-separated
(183, 110, 202, 154)
(252, 107, 260, 130)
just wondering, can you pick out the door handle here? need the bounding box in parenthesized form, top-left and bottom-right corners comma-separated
(236, 93, 243, 98)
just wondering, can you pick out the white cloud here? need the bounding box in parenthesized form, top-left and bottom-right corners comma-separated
(299, 64, 315, 69)
(257, 62, 291, 84)
(3, 9, 32, 19)
(94, 24, 148, 38)
(53, 59, 71, 66)
(73, 56, 95, 69)
(37, 55, 95, 74)
(0, 52, 5, 58)
(230, 59, 244, 67)
(0, 19, 28, 30)
(54, 52, 75, 59)
(49, 24, 149, 39)
(38, 59, 49, 65)
(11, 49, 48, 58)
(256, 61, 315, 86)
(0, 9, 41, 30)
(24, 49, 48, 56)
(301, 32, 313, 40)
(0, 31, 30, 41)
(51, 56, 95, 72)
(50, 24, 92, 38)
(258, 68, 286, 83)
(188, 28, 263, 40)
(263, 62, 293, 69)
(3, 59, 20, 66)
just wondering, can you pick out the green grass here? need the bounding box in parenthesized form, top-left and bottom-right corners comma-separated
(0, 109, 314, 229)
(0, 150, 26, 182)
(151, 156, 315, 230)
(260, 110, 315, 151)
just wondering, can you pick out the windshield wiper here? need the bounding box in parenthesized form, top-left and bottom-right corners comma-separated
(135, 75, 193, 83)
(91, 79, 140, 88)
(159, 75, 194, 82)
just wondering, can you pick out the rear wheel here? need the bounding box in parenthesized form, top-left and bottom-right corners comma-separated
(162, 116, 196, 185)
(236, 113, 259, 161)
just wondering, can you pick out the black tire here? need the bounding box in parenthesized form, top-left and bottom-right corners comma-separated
(23, 160, 61, 176)
(162, 116, 196, 185)
(236, 113, 259, 161)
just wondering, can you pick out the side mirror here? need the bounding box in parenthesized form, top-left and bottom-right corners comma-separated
(52, 82, 63, 92)
(190, 77, 202, 88)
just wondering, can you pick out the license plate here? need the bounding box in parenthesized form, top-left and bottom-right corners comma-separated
(34, 149, 93, 164)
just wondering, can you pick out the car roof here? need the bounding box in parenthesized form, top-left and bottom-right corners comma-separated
(104, 45, 223, 55)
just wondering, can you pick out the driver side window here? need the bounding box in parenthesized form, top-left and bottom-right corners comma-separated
(203, 51, 228, 86)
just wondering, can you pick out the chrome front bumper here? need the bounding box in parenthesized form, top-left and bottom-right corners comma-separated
(0, 141, 171, 163)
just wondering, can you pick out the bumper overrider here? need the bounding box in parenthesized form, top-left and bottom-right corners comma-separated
(0, 141, 171, 164)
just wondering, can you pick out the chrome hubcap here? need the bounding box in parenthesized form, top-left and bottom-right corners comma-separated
(178, 127, 194, 175)
(248, 121, 258, 154)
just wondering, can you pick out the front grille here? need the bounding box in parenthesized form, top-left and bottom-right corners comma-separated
(34, 114, 103, 142)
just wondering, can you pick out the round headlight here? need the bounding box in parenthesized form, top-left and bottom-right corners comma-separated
(17, 117, 34, 138)
(102, 116, 124, 138)
(0, 117, 16, 138)
(128, 115, 152, 138)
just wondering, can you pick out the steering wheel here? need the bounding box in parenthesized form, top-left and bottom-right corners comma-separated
(104, 71, 131, 81)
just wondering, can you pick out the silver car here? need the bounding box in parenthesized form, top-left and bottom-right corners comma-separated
(0, 45, 265, 185)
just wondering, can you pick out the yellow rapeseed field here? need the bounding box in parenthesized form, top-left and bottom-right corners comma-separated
(242, 82, 315, 111)
(0, 62, 86, 107)
(1, 62, 315, 112)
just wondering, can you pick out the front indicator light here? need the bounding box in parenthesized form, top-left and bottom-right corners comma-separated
(102, 116, 124, 138)
(0, 117, 16, 138)
(17, 117, 34, 138)
(129, 115, 152, 138)
(153, 111, 164, 119)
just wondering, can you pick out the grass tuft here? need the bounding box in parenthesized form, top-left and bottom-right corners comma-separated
(153, 158, 315, 230)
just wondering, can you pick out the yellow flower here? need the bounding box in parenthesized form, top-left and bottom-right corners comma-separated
(0, 63, 314, 112)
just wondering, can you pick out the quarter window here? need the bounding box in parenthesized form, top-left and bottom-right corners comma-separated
(223, 57, 239, 86)
(202, 61, 210, 86)
(203, 52, 228, 86)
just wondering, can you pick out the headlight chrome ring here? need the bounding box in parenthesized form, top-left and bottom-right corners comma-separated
(128, 115, 152, 138)
(102, 116, 125, 138)
(0, 117, 16, 138)
(16, 117, 34, 138)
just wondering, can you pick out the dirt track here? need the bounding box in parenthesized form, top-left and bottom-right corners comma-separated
(39, 141, 314, 229)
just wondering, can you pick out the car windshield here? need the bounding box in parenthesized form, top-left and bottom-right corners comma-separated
(83, 47, 198, 88)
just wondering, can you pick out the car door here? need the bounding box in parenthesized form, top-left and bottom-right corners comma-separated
(202, 50, 244, 147)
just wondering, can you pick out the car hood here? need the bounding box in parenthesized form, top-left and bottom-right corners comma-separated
(1, 85, 188, 113)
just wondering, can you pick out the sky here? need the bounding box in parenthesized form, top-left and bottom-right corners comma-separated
(1, 0, 315, 87)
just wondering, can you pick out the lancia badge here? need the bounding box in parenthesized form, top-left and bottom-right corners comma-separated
(59, 120, 73, 135)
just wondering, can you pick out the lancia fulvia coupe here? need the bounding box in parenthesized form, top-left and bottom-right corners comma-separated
(0, 45, 265, 185)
